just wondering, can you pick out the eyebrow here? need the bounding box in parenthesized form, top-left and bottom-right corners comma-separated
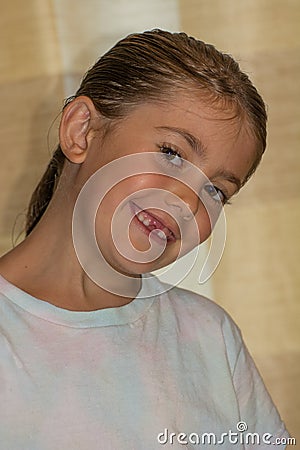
(213, 169, 242, 191)
(156, 126, 207, 157)
(156, 125, 242, 191)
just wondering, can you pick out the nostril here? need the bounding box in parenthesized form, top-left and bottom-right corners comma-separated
(164, 192, 198, 220)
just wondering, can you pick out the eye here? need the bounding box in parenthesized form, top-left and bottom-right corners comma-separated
(160, 146, 184, 168)
(204, 184, 227, 204)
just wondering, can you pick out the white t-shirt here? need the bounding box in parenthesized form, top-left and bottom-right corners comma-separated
(0, 274, 289, 449)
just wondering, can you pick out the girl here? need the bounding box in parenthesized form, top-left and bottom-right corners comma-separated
(0, 30, 289, 449)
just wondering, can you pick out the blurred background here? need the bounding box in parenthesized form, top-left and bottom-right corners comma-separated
(0, 0, 299, 442)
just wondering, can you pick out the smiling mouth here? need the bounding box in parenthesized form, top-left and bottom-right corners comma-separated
(130, 202, 177, 243)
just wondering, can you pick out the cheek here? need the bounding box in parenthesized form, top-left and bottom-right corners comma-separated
(194, 205, 216, 244)
(94, 177, 155, 248)
(97, 178, 140, 216)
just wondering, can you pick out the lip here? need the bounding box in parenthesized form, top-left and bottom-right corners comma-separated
(129, 201, 179, 243)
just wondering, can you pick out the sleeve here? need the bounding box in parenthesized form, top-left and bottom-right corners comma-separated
(222, 315, 290, 449)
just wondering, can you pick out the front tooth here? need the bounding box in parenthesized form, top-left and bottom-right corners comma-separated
(157, 230, 166, 239)
(138, 213, 145, 222)
(143, 218, 150, 227)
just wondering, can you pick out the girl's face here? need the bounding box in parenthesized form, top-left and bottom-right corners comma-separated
(75, 94, 258, 277)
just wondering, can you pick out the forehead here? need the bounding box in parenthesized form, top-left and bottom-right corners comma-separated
(116, 93, 259, 182)
(156, 92, 250, 139)
(124, 91, 255, 143)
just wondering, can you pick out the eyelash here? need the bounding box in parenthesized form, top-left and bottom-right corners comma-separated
(158, 144, 232, 205)
(204, 185, 231, 205)
(159, 144, 184, 168)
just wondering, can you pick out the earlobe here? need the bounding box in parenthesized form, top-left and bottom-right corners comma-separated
(59, 97, 96, 164)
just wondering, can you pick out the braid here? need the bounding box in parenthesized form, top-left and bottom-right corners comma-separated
(25, 146, 65, 236)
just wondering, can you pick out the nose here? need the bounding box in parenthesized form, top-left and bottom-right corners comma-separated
(164, 182, 200, 221)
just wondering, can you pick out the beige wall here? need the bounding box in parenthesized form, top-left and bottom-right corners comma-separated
(0, 0, 299, 441)
(0, 1, 64, 252)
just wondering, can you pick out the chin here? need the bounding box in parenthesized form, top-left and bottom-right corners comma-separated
(111, 251, 177, 277)
(113, 259, 163, 277)
(98, 234, 181, 277)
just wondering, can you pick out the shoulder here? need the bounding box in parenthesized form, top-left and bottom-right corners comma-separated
(154, 279, 289, 439)
(158, 277, 240, 330)
(166, 283, 232, 321)
(151, 276, 243, 353)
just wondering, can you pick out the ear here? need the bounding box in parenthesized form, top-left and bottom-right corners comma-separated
(59, 96, 98, 164)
